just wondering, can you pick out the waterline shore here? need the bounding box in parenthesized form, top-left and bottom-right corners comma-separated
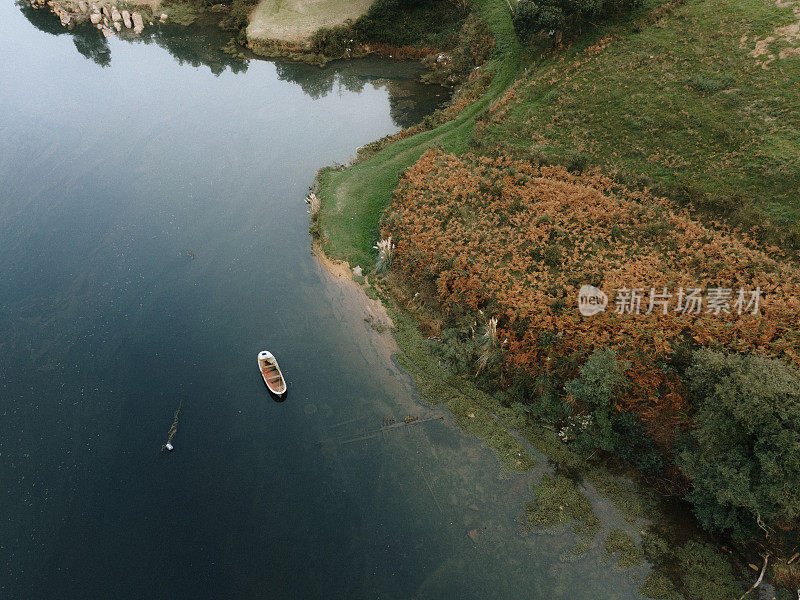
(311, 0, 761, 597)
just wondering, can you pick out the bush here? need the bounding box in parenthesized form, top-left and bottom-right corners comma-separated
(513, 0, 644, 43)
(353, 0, 469, 48)
(226, 0, 258, 30)
(678, 349, 800, 541)
(309, 23, 353, 55)
(565, 348, 630, 452)
(450, 13, 495, 73)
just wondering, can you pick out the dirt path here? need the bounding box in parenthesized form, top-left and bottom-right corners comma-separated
(246, 0, 374, 43)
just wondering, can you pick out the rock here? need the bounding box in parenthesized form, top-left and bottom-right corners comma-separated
(102, 16, 108, 26)
(352, 266, 363, 277)
(131, 11, 143, 33)
(111, 7, 120, 21)
(77, 0, 87, 11)
(113, 20, 121, 31)
(101, 25, 114, 38)
(121, 9, 130, 27)
(89, 11, 101, 23)
(101, 4, 109, 17)
(467, 527, 486, 543)
(58, 10, 70, 26)
(159, 12, 167, 22)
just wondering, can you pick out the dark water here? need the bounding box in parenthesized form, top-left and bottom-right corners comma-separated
(1, 4, 648, 599)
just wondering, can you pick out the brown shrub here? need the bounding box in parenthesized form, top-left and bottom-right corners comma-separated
(383, 149, 800, 443)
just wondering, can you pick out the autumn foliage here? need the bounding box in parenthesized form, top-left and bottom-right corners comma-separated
(382, 149, 800, 444)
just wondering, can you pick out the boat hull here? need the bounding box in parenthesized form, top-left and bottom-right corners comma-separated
(258, 351, 287, 397)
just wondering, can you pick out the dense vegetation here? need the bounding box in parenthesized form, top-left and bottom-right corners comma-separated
(513, 0, 643, 44)
(478, 0, 800, 245)
(307, 0, 495, 83)
(316, 0, 800, 592)
(680, 350, 800, 542)
(380, 148, 800, 559)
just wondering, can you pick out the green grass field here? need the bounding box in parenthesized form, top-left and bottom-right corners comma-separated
(247, 0, 374, 42)
(318, 0, 800, 261)
(316, 0, 523, 269)
(475, 0, 800, 242)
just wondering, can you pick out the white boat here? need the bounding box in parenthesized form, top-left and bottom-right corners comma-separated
(258, 350, 287, 397)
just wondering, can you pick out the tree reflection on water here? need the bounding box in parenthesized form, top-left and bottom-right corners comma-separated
(17, 2, 448, 128)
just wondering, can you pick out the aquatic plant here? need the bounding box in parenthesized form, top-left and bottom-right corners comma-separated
(524, 474, 600, 538)
(602, 529, 643, 568)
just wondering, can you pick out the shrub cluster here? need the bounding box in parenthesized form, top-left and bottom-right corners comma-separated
(512, 0, 644, 43)
(382, 148, 800, 545)
(309, 0, 474, 63)
(678, 349, 800, 541)
(354, 0, 469, 48)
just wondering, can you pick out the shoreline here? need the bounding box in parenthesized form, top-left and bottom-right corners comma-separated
(27, 0, 167, 38)
(311, 216, 754, 599)
(311, 1, 770, 598)
(18, 0, 777, 594)
(25, 0, 462, 70)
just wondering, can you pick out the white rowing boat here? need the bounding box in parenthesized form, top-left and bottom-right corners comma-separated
(258, 350, 287, 397)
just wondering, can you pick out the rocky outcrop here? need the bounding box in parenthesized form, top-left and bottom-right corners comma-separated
(131, 11, 144, 34)
(27, 0, 158, 37)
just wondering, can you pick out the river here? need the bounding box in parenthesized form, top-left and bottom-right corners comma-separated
(0, 3, 648, 598)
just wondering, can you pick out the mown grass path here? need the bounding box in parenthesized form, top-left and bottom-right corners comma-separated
(317, 0, 523, 269)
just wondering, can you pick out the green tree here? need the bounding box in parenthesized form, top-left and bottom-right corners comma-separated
(566, 348, 630, 452)
(678, 349, 800, 540)
(512, 0, 642, 42)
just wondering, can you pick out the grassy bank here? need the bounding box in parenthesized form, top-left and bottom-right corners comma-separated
(315, 0, 800, 595)
(315, 0, 523, 269)
(474, 0, 800, 244)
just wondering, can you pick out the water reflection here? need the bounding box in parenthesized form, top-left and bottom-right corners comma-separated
(16, 2, 447, 127)
(18, 1, 112, 66)
(273, 60, 446, 127)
